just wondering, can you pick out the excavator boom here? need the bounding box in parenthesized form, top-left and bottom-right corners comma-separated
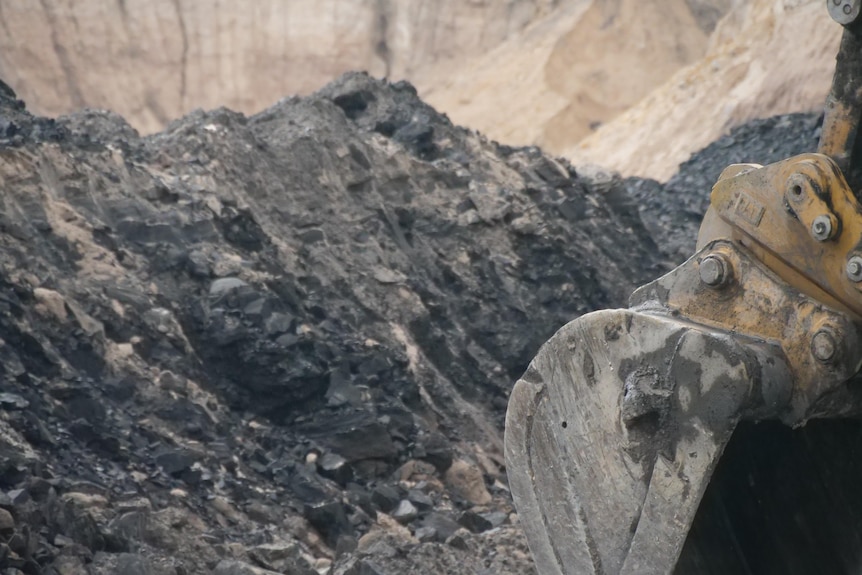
(506, 2, 862, 573)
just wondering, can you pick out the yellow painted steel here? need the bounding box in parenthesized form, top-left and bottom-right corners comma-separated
(631, 239, 862, 422)
(696, 153, 862, 320)
(819, 99, 857, 170)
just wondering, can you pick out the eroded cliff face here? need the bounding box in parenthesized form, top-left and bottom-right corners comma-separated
(568, 0, 841, 180)
(1, 0, 736, 151)
(0, 0, 839, 196)
(421, 0, 726, 153)
(0, 0, 560, 134)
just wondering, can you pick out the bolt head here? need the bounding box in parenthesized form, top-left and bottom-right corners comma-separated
(699, 255, 730, 288)
(811, 215, 835, 241)
(829, 0, 861, 24)
(847, 256, 862, 282)
(812, 329, 838, 363)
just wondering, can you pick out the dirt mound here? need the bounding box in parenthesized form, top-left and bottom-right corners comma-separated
(0, 72, 685, 574)
(0, 37, 841, 570)
(8, 0, 832, 184)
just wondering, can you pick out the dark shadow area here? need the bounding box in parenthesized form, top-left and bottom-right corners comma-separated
(676, 419, 862, 574)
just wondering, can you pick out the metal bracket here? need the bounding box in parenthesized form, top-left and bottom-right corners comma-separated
(632, 240, 862, 425)
(698, 153, 862, 318)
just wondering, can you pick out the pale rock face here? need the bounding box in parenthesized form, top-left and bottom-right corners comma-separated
(568, 0, 841, 180)
(421, 0, 724, 153)
(0, 0, 559, 134)
(0, 0, 836, 182)
(0, 0, 728, 144)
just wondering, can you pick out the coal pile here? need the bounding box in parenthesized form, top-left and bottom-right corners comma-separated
(0, 70, 818, 575)
(625, 112, 821, 262)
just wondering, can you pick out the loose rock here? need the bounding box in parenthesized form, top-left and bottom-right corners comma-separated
(0, 64, 824, 575)
(213, 560, 281, 575)
(0, 508, 14, 532)
(444, 459, 492, 506)
(391, 500, 418, 525)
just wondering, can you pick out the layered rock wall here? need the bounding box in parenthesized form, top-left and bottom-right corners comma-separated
(0, 0, 559, 134)
(0, 0, 838, 182)
(568, 0, 840, 179)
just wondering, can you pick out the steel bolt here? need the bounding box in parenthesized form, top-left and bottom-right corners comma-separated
(828, 0, 861, 25)
(811, 329, 838, 363)
(811, 215, 835, 241)
(699, 254, 731, 288)
(847, 256, 862, 282)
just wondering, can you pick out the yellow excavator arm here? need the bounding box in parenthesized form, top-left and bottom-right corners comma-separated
(505, 2, 862, 573)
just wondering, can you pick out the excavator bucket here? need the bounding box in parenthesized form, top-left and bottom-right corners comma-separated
(505, 3, 862, 573)
(506, 237, 862, 574)
(505, 309, 787, 575)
